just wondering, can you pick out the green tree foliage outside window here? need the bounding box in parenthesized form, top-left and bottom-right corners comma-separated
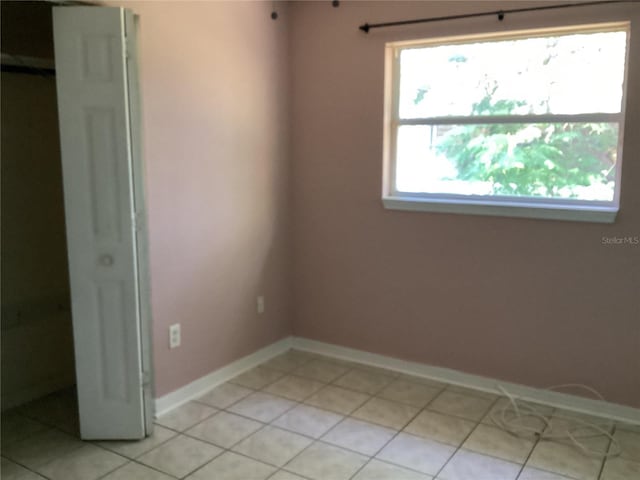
(433, 90, 618, 198)
(406, 36, 622, 201)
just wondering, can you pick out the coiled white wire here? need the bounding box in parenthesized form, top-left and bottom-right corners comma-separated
(489, 384, 621, 458)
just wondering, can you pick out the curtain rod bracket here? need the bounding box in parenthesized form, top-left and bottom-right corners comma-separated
(498, 11, 505, 21)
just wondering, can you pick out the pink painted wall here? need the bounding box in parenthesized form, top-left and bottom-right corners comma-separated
(113, 0, 639, 408)
(289, 1, 640, 408)
(117, 1, 292, 396)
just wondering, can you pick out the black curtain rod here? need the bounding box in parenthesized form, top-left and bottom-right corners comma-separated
(1, 64, 56, 76)
(359, 0, 631, 33)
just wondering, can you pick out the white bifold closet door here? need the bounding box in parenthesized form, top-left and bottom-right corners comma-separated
(53, 5, 152, 440)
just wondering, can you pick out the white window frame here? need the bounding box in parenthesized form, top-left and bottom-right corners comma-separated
(382, 22, 631, 223)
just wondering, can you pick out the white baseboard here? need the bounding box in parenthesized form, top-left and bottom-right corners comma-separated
(153, 335, 640, 426)
(292, 337, 640, 426)
(154, 336, 293, 417)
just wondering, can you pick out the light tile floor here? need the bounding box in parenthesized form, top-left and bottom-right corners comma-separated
(2, 349, 640, 480)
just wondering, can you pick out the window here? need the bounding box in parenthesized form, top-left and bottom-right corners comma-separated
(382, 23, 630, 222)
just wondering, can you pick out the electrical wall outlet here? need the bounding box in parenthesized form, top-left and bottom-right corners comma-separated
(257, 295, 265, 314)
(169, 323, 181, 348)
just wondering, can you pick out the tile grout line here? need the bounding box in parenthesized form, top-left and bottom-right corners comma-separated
(508, 404, 561, 480)
(256, 355, 388, 476)
(595, 423, 616, 480)
(514, 405, 614, 480)
(4, 407, 134, 480)
(162, 377, 326, 480)
(430, 394, 494, 479)
(97, 458, 180, 480)
(365, 380, 440, 476)
(170, 358, 341, 479)
(156, 390, 299, 478)
(254, 366, 358, 478)
(512, 424, 544, 479)
(344, 409, 418, 479)
(1, 453, 55, 480)
(266, 468, 315, 480)
(96, 379, 274, 480)
(517, 405, 563, 480)
(346, 381, 453, 479)
(277, 433, 327, 477)
(431, 395, 502, 479)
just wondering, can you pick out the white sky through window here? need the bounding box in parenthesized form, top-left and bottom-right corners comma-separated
(398, 31, 627, 119)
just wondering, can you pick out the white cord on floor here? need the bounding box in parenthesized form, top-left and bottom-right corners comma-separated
(490, 384, 621, 459)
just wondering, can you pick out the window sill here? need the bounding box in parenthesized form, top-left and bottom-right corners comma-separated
(382, 195, 618, 223)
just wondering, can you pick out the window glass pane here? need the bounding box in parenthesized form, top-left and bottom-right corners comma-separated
(398, 30, 627, 119)
(395, 123, 618, 201)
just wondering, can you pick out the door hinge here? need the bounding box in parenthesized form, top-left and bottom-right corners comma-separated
(133, 211, 144, 232)
(124, 37, 133, 61)
(142, 370, 152, 387)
